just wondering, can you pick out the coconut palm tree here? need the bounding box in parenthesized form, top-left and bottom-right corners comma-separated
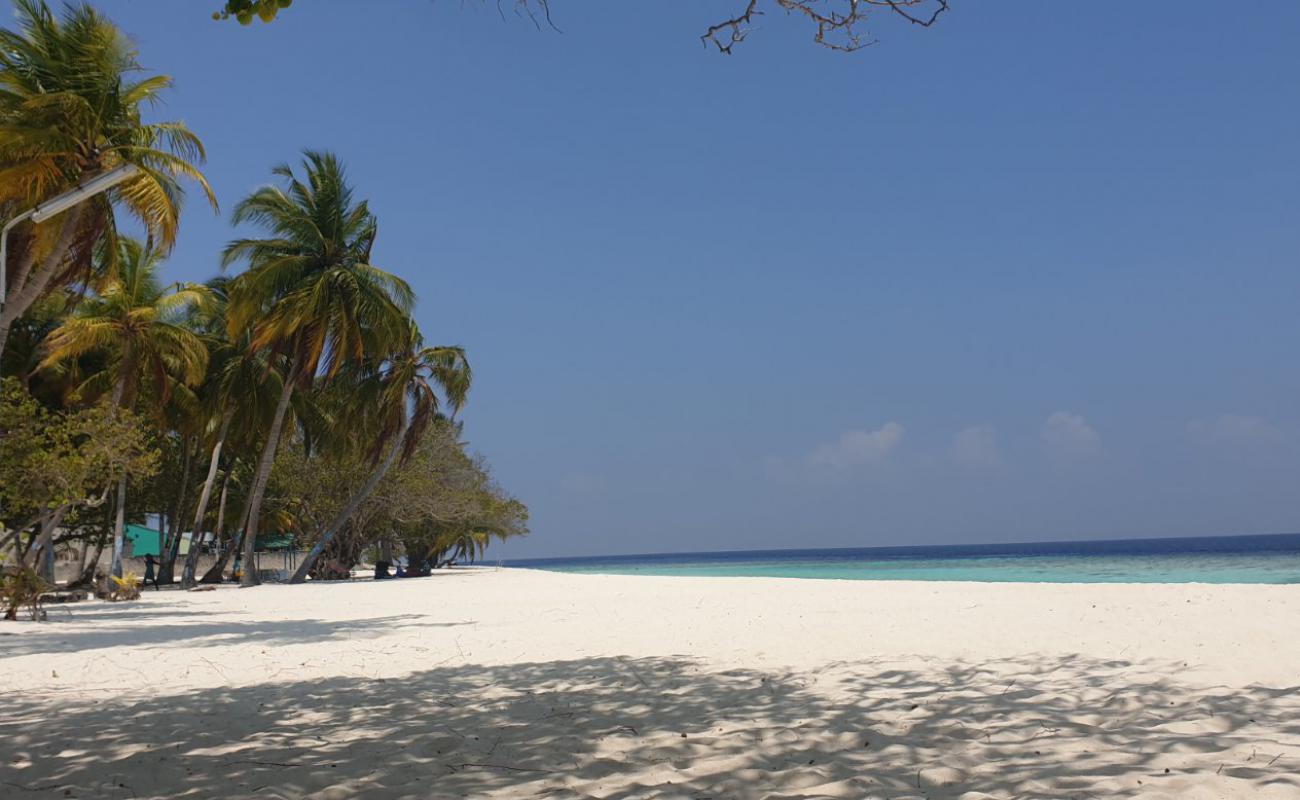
(38, 237, 211, 577)
(289, 326, 470, 583)
(0, 0, 216, 363)
(222, 151, 414, 586)
(179, 303, 285, 588)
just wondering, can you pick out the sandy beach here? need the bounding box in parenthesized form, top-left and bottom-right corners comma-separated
(2, 568, 1298, 799)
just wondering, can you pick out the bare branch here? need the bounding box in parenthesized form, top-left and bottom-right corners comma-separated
(704, 0, 950, 54)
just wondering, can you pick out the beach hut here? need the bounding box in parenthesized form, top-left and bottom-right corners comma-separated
(252, 533, 299, 580)
(124, 524, 161, 558)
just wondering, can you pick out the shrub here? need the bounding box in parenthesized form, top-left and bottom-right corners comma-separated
(109, 572, 143, 602)
(1, 563, 50, 620)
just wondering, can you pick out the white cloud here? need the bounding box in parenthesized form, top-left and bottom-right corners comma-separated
(1188, 415, 1283, 447)
(1041, 411, 1100, 458)
(951, 425, 1001, 468)
(805, 423, 906, 469)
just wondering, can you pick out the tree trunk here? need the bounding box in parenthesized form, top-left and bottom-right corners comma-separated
(159, 436, 197, 584)
(289, 411, 410, 584)
(181, 412, 232, 588)
(240, 359, 299, 588)
(29, 507, 68, 584)
(69, 527, 108, 589)
(0, 205, 83, 364)
(201, 478, 250, 584)
(214, 467, 232, 544)
(67, 502, 112, 589)
(108, 474, 128, 579)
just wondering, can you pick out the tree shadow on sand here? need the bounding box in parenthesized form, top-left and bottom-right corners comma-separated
(0, 614, 447, 658)
(2, 653, 1298, 799)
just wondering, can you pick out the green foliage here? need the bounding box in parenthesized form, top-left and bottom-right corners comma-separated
(0, 0, 215, 247)
(0, 378, 159, 530)
(38, 236, 213, 409)
(1, 561, 49, 620)
(215, 0, 292, 25)
(1, 4, 525, 581)
(223, 150, 414, 383)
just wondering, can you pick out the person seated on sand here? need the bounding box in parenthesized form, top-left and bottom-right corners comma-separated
(374, 560, 392, 580)
(395, 564, 407, 578)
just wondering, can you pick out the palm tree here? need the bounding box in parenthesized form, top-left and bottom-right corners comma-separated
(179, 296, 285, 588)
(222, 151, 414, 586)
(0, 0, 215, 363)
(38, 237, 210, 578)
(289, 326, 470, 583)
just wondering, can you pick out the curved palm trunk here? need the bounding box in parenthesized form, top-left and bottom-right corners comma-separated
(289, 412, 410, 584)
(69, 524, 109, 589)
(200, 485, 248, 584)
(181, 411, 233, 589)
(159, 437, 196, 584)
(0, 206, 83, 364)
(240, 360, 299, 587)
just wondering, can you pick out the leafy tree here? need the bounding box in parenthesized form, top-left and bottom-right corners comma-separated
(179, 283, 285, 587)
(0, 378, 158, 582)
(0, 0, 215, 362)
(289, 326, 470, 583)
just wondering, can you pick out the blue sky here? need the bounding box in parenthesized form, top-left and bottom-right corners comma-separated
(95, 1, 1300, 557)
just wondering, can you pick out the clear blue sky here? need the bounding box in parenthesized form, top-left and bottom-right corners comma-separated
(97, 1, 1300, 558)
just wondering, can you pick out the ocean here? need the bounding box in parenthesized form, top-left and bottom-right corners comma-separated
(507, 532, 1300, 584)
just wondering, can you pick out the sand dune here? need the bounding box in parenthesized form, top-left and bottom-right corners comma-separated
(2, 569, 1298, 798)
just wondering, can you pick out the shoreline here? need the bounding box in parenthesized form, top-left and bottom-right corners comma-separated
(503, 564, 1300, 587)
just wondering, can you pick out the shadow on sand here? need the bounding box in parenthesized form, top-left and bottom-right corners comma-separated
(2, 649, 1298, 798)
(0, 614, 445, 658)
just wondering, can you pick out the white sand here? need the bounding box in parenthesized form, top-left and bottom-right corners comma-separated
(2, 568, 1298, 798)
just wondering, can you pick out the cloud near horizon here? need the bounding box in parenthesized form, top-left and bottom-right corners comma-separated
(1041, 412, 1101, 458)
(767, 423, 906, 479)
(805, 423, 906, 469)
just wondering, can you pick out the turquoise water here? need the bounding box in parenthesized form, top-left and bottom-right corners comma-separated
(510, 534, 1300, 584)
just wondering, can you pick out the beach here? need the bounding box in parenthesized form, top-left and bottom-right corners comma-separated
(2, 568, 1298, 798)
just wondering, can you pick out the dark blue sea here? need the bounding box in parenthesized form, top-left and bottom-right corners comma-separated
(507, 533, 1300, 584)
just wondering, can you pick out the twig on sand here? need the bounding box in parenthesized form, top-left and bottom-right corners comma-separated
(1266, 753, 1283, 767)
(620, 656, 649, 688)
(450, 762, 558, 774)
(2, 780, 69, 792)
(219, 759, 303, 768)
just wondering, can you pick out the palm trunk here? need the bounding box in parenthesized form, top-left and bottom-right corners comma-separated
(69, 527, 108, 589)
(214, 468, 231, 545)
(181, 412, 233, 588)
(202, 472, 251, 583)
(107, 369, 131, 579)
(108, 474, 128, 579)
(0, 205, 83, 364)
(290, 411, 410, 584)
(240, 359, 299, 587)
(159, 437, 197, 584)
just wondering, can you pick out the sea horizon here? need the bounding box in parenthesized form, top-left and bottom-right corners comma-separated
(506, 531, 1300, 584)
